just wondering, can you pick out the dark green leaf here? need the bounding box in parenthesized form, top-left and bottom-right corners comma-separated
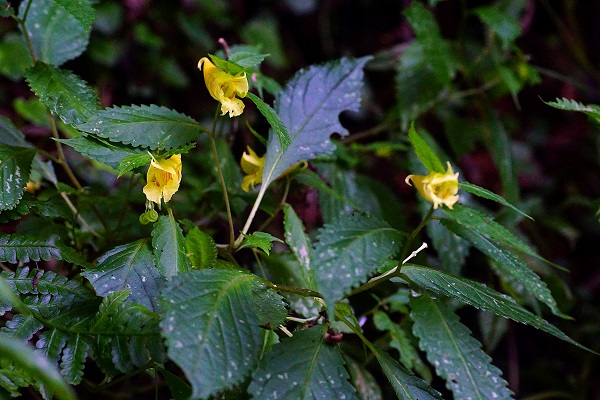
(371, 345, 442, 400)
(184, 227, 217, 269)
(411, 294, 513, 399)
(25, 62, 99, 126)
(1, 314, 43, 340)
(228, 45, 269, 68)
(283, 205, 312, 280)
(459, 182, 533, 220)
(400, 265, 591, 351)
(77, 104, 201, 150)
(208, 53, 245, 75)
(0, 143, 36, 211)
(55, 136, 141, 169)
(239, 231, 283, 255)
(0, 33, 33, 79)
(345, 356, 383, 400)
(60, 334, 90, 385)
(0, 116, 27, 147)
(408, 122, 445, 173)
(442, 218, 569, 318)
(246, 92, 291, 149)
(484, 110, 519, 202)
(0, 233, 89, 267)
(35, 329, 69, 364)
(152, 214, 190, 279)
(82, 239, 161, 311)
(475, 5, 521, 48)
(19, 0, 94, 66)
(544, 97, 600, 124)
(314, 213, 403, 313)
(0, 0, 11, 17)
(248, 325, 359, 400)
(160, 269, 286, 399)
(116, 153, 151, 177)
(262, 56, 372, 188)
(162, 369, 193, 400)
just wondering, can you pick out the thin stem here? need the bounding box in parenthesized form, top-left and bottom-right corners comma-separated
(13, 1, 36, 62)
(207, 106, 235, 248)
(399, 205, 435, 262)
(262, 280, 324, 299)
(48, 115, 82, 190)
(235, 183, 268, 246)
(257, 177, 291, 232)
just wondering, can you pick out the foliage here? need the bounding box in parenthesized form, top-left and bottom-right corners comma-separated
(0, 0, 598, 399)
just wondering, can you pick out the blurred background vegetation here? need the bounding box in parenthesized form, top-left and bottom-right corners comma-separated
(1, 0, 599, 398)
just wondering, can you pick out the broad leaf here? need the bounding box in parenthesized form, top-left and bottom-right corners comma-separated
(160, 269, 287, 399)
(475, 5, 521, 48)
(77, 104, 202, 150)
(56, 136, 141, 169)
(313, 213, 403, 312)
(19, 0, 94, 66)
(116, 153, 152, 177)
(228, 45, 269, 68)
(544, 97, 600, 124)
(0, 144, 36, 211)
(0, 116, 27, 147)
(345, 356, 383, 400)
(283, 204, 312, 280)
(408, 122, 444, 173)
(442, 218, 569, 318)
(248, 325, 358, 400)
(246, 93, 290, 149)
(82, 239, 161, 311)
(410, 294, 513, 400)
(371, 345, 442, 400)
(399, 265, 590, 351)
(152, 214, 190, 279)
(185, 227, 217, 269)
(0, 233, 89, 267)
(25, 62, 99, 126)
(459, 182, 533, 220)
(239, 231, 283, 255)
(261, 56, 371, 187)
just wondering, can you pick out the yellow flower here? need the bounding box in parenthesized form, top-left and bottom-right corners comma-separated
(25, 181, 41, 193)
(143, 154, 182, 204)
(405, 162, 459, 209)
(198, 57, 248, 118)
(241, 146, 265, 192)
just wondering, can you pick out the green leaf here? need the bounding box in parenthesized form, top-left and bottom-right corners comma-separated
(485, 110, 519, 202)
(475, 5, 521, 48)
(370, 345, 442, 400)
(60, 334, 90, 385)
(0, 0, 11, 17)
(228, 45, 269, 68)
(345, 356, 383, 400)
(19, 0, 94, 66)
(77, 104, 202, 150)
(408, 122, 444, 173)
(25, 62, 99, 126)
(1, 314, 43, 339)
(410, 294, 513, 399)
(0, 33, 33, 79)
(248, 325, 359, 400)
(544, 97, 600, 124)
(152, 214, 190, 279)
(313, 213, 403, 313)
(459, 182, 533, 220)
(184, 227, 217, 269)
(208, 53, 245, 75)
(283, 205, 312, 281)
(55, 136, 141, 169)
(82, 239, 161, 311)
(116, 152, 151, 177)
(261, 56, 372, 188)
(403, 1, 456, 85)
(35, 329, 69, 365)
(239, 231, 283, 255)
(442, 218, 569, 319)
(160, 269, 287, 399)
(399, 265, 591, 351)
(0, 116, 27, 147)
(0, 335, 76, 400)
(0, 144, 36, 211)
(246, 92, 291, 149)
(0, 233, 89, 267)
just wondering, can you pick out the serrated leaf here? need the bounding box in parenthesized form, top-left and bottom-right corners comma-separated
(408, 122, 444, 173)
(77, 104, 201, 150)
(60, 334, 89, 384)
(246, 92, 290, 149)
(152, 214, 190, 279)
(82, 239, 161, 311)
(314, 213, 403, 313)
(283, 204, 312, 279)
(0, 233, 89, 267)
(239, 231, 283, 255)
(184, 227, 217, 269)
(160, 269, 287, 399)
(56, 136, 141, 169)
(0, 143, 36, 211)
(544, 97, 600, 124)
(399, 264, 591, 351)
(475, 5, 521, 48)
(442, 218, 569, 318)
(19, 0, 93, 66)
(371, 345, 442, 400)
(228, 46, 269, 68)
(248, 325, 358, 400)
(35, 329, 69, 364)
(410, 294, 513, 399)
(25, 62, 99, 126)
(261, 56, 371, 188)
(459, 182, 533, 220)
(0, 116, 27, 147)
(1, 314, 43, 340)
(116, 152, 151, 176)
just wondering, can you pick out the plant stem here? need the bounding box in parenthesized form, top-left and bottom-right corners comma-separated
(207, 106, 235, 248)
(257, 177, 291, 232)
(236, 183, 268, 246)
(262, 279, 324, 299)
